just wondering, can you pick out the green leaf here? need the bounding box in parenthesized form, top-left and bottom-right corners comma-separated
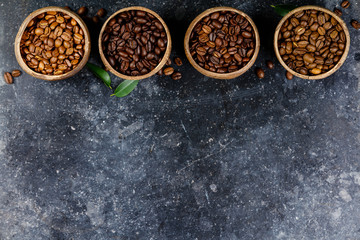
(86, 62, 112, 89)
(112, 80, 139, 98)
(271, 4, 297, 16)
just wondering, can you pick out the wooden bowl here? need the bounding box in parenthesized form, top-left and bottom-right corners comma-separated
(184, 7, 260, 80)
(98, 6, 172, 81)
(274, 5, 350, 80)
(14, 6, 91, 81)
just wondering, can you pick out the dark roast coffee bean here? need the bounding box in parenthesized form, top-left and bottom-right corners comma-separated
(255, 67, 264, 78)
(351, 20, 360, 30)
(4, 72, 13, 84)
(97, 8, 107, 18)
(163, 67, 174, 76)
(171, 71, 182, 80)
(92, 16, 100, 24)
(174, 57, 183, 66)
(266, 60, 274, 69)
(77, 6, 88, 16)
(341, 0, 350, 9)
(333, 8, 342, 17)
(286, 71, 293, 80)
(11, 70, 22, 77)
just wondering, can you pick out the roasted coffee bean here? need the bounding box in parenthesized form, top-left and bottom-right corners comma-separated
(341, 0, 350, 9)
(11, 70, 21, 77)
(92, 16, 100, 24)
(97, 8, 107, 18)
(286, 71, 293, 80)
(174, 57, 183, 66)
(163, 67, 174, 76)
(77, 6, 88, 16)
(189, 10, 256, 74)
(278, 9, 346, 76)
(333, 8, 342, 17)
(4, 72, 13, 84)
(351, 20, 360, 30)
(171, 71, 182, 80)
(266, 60, 274, 69)
(19, 11, 85, 75)
(255, 67, 264, 79)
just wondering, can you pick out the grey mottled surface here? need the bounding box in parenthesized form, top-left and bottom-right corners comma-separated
(1, 0, 360, 239)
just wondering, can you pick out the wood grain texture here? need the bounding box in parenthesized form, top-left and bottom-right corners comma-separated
(184, 6, 260, 80)
(273, 5, 350, 80)
(14, 6, 91, 81)
(98, 6, 172, 81)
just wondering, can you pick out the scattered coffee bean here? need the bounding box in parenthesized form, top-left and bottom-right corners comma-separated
(92, 16, 100, 24)
(97, 8, 107, 18)
(174, 57, 183, 66)
(77, 6, 88, 16)
(333, 8, 342, 17)
(351, 20, 360, 30)
(266, 60, 274, 69)
(189, 10, 256, 73)
(171, 71, 182, 80)
(341, 0, 350, 9)
(286, 71, 293, 80)
(102, 10, 168, 76)
(20, 11, 86, 75)
(255, 67, 264, 78)
(11, 70, 22, 77)
(163, 67, 174, 76)
(157, 68, 163, 75)
(64, 6, 72, 11)
(166, 58, 172, 66)
(278, 9, 346, 76)
(4, 72, 13, 84)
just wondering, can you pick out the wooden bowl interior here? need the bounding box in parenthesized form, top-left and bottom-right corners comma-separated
(98, 6, 172, 81)
(184, 6, 260, 80)
(273, 5, 350, 80)
(14, 6, 91, 81)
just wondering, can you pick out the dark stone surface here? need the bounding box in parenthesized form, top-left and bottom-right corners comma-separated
(1, 0, 360, 239)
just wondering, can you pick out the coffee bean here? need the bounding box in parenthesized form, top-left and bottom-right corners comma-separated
(341, 0, 350, 9)
(171, 71, 182, 80)
(97, 8, 107, 18)
(174, 57, 183, 66)
(77, 6, 88, 16)
(163, 67, 174, 76)
(11, 70, 21, 77)
(92, 16, 100, 24)
(255, 67, 264, 78)
(333, 8, 342, 17)
(166, 58, 172, 66)
(4, 72, 13, 84)
(351, 20, 360, 30)
(266, 60, 274, 69)
(286, 71, 293, 80)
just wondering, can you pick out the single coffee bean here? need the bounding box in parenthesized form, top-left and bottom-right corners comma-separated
(286, 71, 293, 80)
(341, 0, 350, 9)
(333, 8, 342, 17)
(351, 20, 360, 30)
(97, 8, 107, 18)
(11, 70, 21, 77)
(174, 57, 183, 66)
(255, 67, 265, 79)
(4, 72, 13, 84)
(171, 71, 182, 80)
(92, 16, 100, 24)
(166, 58, 172, 66)
(77, 6, 88, 16)
(266, 60, 274, 69)
(163, 67, 174, 76)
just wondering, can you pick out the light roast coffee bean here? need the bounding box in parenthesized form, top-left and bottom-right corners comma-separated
(278, 9, 346, 76)
(189, 10, 256, 73)
(19, 11, 86, 75)
(286, 71, 293, 80)
(102, 10, 168, 76)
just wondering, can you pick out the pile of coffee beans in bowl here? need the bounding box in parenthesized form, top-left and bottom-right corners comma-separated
(277, 9, 347, 76)
(101, 10, 168, 76)
(189, 10, 256, 73)
(19, 11, 86, 75)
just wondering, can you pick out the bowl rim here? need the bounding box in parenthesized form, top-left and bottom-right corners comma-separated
(14, 6, 91, 81)
(184, 6, 260, 80)
(273, 5, 350, 80)
(98, 6, 172, 81)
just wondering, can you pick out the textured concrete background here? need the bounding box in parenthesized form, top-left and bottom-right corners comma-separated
(1, 0, 360, 239)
